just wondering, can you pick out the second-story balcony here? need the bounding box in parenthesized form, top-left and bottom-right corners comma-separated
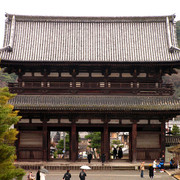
(8, 82, 174, 95)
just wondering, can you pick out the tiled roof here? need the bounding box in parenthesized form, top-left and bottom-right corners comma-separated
(9, 95, 180, 111)
(0, 14, 180, 62)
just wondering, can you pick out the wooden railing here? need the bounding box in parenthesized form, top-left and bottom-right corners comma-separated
(8, 82, 174, 95)
(166, 136, 180, 146)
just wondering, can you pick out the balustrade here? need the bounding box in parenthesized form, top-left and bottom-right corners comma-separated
(8, 82, 174, 95)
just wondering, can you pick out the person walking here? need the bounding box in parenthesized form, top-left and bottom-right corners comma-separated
(62, 169, 71, 180)
(140, 162, 145, 178)
(40, 172, 46, 180)
(79, 169, 86, 180)
(87, 153, 92, 163)
(113, 147, 117, 159)
(153, 159, 157, 172)
(118, 147, 123, 159)
(101, 153, 106, 166)
(149, 164, 154, 179)
(36, 169, 40, 180)
(27, 172, 35, 180)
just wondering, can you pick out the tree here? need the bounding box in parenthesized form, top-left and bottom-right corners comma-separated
(85, 132, 101, 158)
(111, 139, 121, 147)
(171, 124, 180, 136)
(56, 133, 70, 154)
(0, 87, 25, 180)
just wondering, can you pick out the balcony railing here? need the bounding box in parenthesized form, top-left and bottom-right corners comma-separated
(166, 136, 180, 146)
(8, 82, 174, 95)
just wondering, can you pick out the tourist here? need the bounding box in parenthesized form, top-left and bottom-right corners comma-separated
(153, 159, 157, 172)
(36, 169, 40, 180)
(27, 172, 35, 180)
(140, 162, 145, 178)
(149, 164, 154, 179)
(101, 153, 106, 165)
(170, 158, 175, 169)
(62, 169, 71, 180)
(159, 155, 165, 172)
(113, 147, 117, 159)
(40, 171, 46, 180)
(87, 153, 92, 163)
(118, 147, 123, 159)
(79, 169, 86, 180)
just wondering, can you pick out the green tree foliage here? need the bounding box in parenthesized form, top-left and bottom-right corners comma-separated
(56, 133, 70, 154)
(0, 69, 17, 87)
(85, 132, 101, 156)
(111, 140, 121, 147)
(171, 124, 180, 136)
(0, 87, 25, 180)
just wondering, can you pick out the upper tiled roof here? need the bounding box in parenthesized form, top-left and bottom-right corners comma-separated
(9, 95, 180, 111)
(1, 14, 180, 62)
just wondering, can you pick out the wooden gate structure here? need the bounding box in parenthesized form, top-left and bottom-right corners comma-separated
(1, 14, 180, 162)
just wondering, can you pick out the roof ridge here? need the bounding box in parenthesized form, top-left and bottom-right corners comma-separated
(5, 13, 176, 23)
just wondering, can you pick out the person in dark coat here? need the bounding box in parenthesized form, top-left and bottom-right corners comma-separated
(113, 147, 117, 159)
(170, 158, 175, 169)
(101, 153, 106, 165)
(36, 169, 40, 180)
(79, 169, 86, 180)
(118, 147, 123, 159)
(87, 153, 92, 163)
(62, 169, 71, 180)
(149, 164, 154, 179)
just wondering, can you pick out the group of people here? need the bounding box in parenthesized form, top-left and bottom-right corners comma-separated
(140, 155, 166, 179)
(62, 169, 87, 180)
(113, 147, 123, 159)
(27, 169, 46, 180)
(87, 152, 106, 165)
(27, 169, 87, 180)
(140, 162, 154, 179)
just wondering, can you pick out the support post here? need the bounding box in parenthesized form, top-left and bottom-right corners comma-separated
(70, 121, 78, 161)
(132, 120, 137, 162)
(102, 116, 109, 161)
(43, 119, 48, 161)
(161, 120, 166, 157)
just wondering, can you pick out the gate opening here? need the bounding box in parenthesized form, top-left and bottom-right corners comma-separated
(50, 131, 70, 160)
(110, 132, 129, 160)
(78, 131, 101, 160)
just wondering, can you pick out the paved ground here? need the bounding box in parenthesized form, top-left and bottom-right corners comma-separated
(23, 170, 175, 180)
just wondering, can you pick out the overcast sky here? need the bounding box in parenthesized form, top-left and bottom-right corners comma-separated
(0, 0, 180, 47)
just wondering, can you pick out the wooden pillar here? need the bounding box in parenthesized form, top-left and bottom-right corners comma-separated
(47, 130, 50, 161)
(102, 117, 109, 160)
(131, 120, 137, 162)
(129, 131, 132, 161)
(15, 124, 20, 161)
(43, 120, 48, 161)
(70, 121, 78, 161)
(160, 120, 165, 157)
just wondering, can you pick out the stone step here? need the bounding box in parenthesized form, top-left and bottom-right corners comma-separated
(15, 164, 136, 171)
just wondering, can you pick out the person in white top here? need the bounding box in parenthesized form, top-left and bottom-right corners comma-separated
(40, 172, 46, 180)
(153, 159, 157, 172)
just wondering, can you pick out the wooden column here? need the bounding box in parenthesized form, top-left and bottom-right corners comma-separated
(47, 130, 50, 161)
(131, 120, 137, 162)
(102, 117, 109, 161)
(70, 121, 78, 161)
(129, 131, 132, 161)
(160, 120, 166, 157)
(15, 124, 20, 161)
(43, 120, 48, 161)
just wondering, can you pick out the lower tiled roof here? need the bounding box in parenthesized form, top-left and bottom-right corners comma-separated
(9, 95, 180, 111)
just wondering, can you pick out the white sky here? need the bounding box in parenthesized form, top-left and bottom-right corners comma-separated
(0, 0, 180, 47)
